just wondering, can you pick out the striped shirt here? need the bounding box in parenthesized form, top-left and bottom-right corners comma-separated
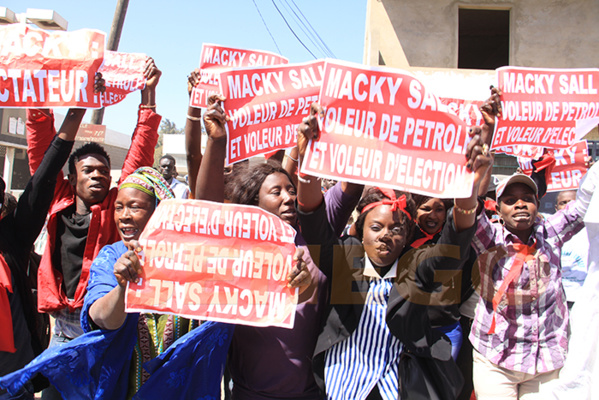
(324, 258, 402, 400)
(470, 202, 584, 374)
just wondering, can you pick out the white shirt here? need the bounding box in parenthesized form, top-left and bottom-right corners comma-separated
(168, 177, 190, 199)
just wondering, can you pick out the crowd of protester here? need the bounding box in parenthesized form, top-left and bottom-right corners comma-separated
(0, 62, 598, 400)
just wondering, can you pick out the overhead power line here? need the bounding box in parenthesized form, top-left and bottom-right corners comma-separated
(285, 0, 336, 58)
(252, 0, 282, 55)
(270, 0, 318, 58)
(253, 0, 337, 60)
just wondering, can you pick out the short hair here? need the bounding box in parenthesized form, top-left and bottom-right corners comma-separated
(227, 160, 294, 206)
(160, 154, 176, 165)
(1, 192, 17, 219)
(354, 187, 416, 242)
(555, 189, 577, 205)
(68, 143, 111, 175)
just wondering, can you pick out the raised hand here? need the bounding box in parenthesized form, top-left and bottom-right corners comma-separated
(187, 69, 201, 97)
(203, 94, 229, 142)
(144, 57, 162, 90)
(287, 247, 311, 294)
(296, 103, 324, 158)
(113, 240, 143, 287)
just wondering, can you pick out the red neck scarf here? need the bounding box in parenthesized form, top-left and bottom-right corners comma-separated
(411, 226, 442, 248)
(0, 254, 16, 353)
(488, 242, 537, 335)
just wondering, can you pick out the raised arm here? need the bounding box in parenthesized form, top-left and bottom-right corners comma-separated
(453, 87, 499, 231)
(86, 241, 143, 331)
(296, 104, 364, 236)
(194, 94, 228, 202)
(119, 58, 162, 182)
(17, 75, 106, 247)
(185, 69, 203, 196)
(296, 104, 324, 213)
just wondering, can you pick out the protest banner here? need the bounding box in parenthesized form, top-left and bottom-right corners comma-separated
(492, 67, 599, 151)
(76, 123, 106, 143)
(218, 60, 324, 164)
(98, 51, 146, 106)
(495, 144, 545, 159)
(125, 199, 299, 328)
(190, 43, 289, 108)
(0, 24, 105, 108)
(440, 97, 484, 127)
(517, 141, 588, 192)
(301, 60, 474, 198)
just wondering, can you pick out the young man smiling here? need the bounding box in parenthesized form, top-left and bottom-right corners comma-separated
(470, 173, 590, 399)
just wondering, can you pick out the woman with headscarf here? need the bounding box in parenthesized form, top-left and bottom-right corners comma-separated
(293, 101, 494, 400)
(0, 167, 232, 400)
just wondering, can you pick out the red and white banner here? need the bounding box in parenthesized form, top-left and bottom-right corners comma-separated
(492, 67, 599, 151)
(440, 97, 484, 127)
(517, 141, 588, 192)
(98, 51, 146, 106)
(190, 43, 289, 108)
(0, 24, 105, 108)
(219, 60, 324, 164)
(495, 144, 545, 159)
(301, 60, 474, 198)
(126, 199, 299, 328)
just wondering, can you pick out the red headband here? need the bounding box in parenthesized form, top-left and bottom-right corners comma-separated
(361, 188, 412, 220)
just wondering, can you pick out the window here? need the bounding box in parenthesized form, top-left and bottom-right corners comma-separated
(458, 9, 509, 69)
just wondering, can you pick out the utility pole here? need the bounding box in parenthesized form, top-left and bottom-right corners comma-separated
(90, 0, 129, 125)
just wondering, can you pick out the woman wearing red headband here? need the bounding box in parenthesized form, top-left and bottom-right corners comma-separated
(294, 103, 493, 400)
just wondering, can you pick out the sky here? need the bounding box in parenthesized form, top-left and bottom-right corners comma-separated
(3, 0, 367, 134)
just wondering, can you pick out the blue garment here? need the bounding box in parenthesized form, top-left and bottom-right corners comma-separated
(81, 241, 129, 334)
(1, 241, 232, 400)
(433, 321, 463, 361)
(0, 315, 139, 399)
(135, 322, 234, 400)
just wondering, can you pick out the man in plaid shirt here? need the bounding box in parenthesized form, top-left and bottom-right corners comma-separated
(470, 173, 588, 399)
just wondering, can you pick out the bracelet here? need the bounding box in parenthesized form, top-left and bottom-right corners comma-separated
(139, 104, 156, 109)
(287, 155, 298, 163)
(297, 175, 311, 184)
(187, 114, 202, 121)
(454, 203, 478, 215)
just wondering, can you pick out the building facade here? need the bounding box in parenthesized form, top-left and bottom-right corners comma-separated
(363, 0, 599, 176)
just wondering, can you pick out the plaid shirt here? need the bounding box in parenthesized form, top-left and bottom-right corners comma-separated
(470, 202, 584, 374)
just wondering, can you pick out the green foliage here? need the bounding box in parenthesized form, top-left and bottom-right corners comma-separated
(159, 119, 184, 135)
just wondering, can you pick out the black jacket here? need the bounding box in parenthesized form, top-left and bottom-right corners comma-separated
(298, 203, 476, 396)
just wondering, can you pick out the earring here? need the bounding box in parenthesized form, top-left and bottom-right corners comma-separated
(499, 217, 505, 226)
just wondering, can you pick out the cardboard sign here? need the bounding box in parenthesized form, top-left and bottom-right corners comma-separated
(219, 60, 324, 164)
(76, 123, 106, 143)
(301, 60, 474, 198)
(190, 43, 289, 108)
(98, 51, 146, 106)
(492, 67, 599, 151)
(0, 24, 105, 108)
(126, 199, 299, 329)
(517, 141, 588, 192)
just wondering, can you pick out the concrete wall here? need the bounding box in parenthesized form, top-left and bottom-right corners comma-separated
(363, 0, 599, 145)
(366, 0, 599, 69)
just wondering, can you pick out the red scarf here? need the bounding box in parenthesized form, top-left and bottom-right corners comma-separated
(0, 254, 16, 353)
(410, 226, 441, 248)
(488, 242, 537, 334)
(361, 188, 412, 220)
